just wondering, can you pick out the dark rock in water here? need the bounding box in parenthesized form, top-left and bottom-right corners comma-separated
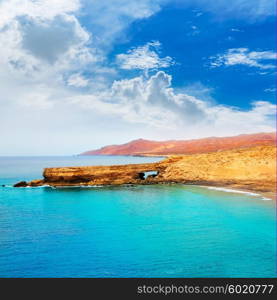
(1, 184, 5, 187)
(13, 181, 28, 187)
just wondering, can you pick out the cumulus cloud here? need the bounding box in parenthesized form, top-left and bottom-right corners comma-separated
(70, 71, 207, 128)
(0, 0, 275, 155)
(1, 66, 275, 154)
(0, 0, 169, 93)
(19, 15, 90, 64)
(210, 48, 276, 69)
(116, 41, 174, 73)
(0, 0, 97, 80)
(69, 71, 276, 135)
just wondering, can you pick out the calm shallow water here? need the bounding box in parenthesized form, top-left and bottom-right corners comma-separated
(0, 157, 276, 277)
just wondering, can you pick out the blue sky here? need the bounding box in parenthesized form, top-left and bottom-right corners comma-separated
(110, 4, 276, 108)
(0, 0, 276, 155)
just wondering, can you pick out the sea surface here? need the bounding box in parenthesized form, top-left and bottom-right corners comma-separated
(0, 156, 276, 278)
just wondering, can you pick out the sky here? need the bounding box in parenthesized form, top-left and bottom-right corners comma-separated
(0, 0, 276, 155)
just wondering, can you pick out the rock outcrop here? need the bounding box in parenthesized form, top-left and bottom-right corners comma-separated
(157, 145, 276, 195)
(15, 145, 276, 198)
(13, 181, 28, 187)
(81, 132, 276, 156)
(40, 161, 167, 186)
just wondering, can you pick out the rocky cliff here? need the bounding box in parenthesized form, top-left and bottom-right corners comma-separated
(16, 145, 276, 198)
(81, 132, 276, 156)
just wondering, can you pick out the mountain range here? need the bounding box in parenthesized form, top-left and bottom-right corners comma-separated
(80, 132, 276, 156)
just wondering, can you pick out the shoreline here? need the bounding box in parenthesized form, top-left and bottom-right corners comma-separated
(10, 182, 275, 200)
(197, 184, 275, 201)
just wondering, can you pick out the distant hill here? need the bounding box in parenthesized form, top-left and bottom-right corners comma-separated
(80, 132, 276, 156)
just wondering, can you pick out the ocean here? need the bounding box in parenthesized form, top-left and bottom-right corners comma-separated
(0, 156, 275, 278)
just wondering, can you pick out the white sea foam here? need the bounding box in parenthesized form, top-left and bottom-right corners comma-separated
(5, 184, 51, 189)
(26, 186, 48, 189)
(261, 197, 272, 201)
(205, 186, 259, 196)
(54, 185, 102, 189)
(200, 186, 272, 200)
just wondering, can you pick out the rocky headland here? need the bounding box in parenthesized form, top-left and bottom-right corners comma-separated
(15, 145, 276, 199)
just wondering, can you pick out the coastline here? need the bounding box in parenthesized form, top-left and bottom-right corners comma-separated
(198, 184, 275, 201)
(13, 182, 275, 200)
(14, 145, 276, 200)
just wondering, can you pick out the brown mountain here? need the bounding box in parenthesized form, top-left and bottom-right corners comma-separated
(80, 132, 276, 156)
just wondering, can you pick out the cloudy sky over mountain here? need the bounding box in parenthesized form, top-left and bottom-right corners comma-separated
(0, 0, 275, 155)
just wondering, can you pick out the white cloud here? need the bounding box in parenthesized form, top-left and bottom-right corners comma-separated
(116, 41, 174, 72)
(1, 67, 275, 154)
(19, 15, 91, 64)
(0, 0, 97, 80)
(195, 12, 203, 17)
(210, 48, 276, 69)
(19, 91, 53, 109)
(0, 0, 80, 28)
(264, 87, 276, 93)
(69, 71, 276, 135)
(67, 73, 89, 87)
(181, 0, 275, 21)
(0, 0, 275, 155)
(230, 28, 243, 32)
(68, 71, 206, 128)
(187, 25, 200, 36)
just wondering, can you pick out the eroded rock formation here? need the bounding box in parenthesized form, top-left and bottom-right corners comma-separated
(40, 161, 167, 186)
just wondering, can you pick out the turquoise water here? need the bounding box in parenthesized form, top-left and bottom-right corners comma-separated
(0, 157, 276, 278)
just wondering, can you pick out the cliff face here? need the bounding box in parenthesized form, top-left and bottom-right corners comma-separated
(41, 162, 167, 186)
(159, 145, 276, 193)
(81, 132, 276, 156)
(19, 145, 276, 196)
